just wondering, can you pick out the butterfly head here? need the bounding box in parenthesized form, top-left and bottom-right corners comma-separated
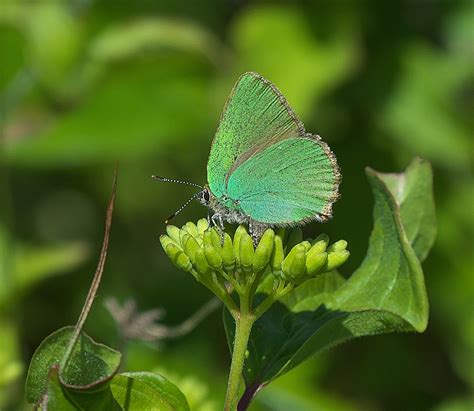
(197, 186, 232, 209)
(198, 186, 224, 212)
(197, 186, 211, 206)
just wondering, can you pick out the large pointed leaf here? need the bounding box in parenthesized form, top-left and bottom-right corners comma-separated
(225, 158, 433, 392)
(375, 157, 436, 262)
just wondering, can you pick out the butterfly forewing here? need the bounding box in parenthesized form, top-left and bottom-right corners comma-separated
(207, 72, 303, 198)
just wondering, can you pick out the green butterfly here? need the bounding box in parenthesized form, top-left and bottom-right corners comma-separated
(155, 72, 341, 242)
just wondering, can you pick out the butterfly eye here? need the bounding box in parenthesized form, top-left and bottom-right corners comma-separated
(203, 190, 210, 202)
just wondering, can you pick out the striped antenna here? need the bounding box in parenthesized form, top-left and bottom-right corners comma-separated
(164, 191, 202, 224)
(152, 175, 202, 189)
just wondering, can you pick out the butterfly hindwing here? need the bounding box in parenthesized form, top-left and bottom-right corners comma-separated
(207, 72, 303, 198)
(227, 136, 340, 225)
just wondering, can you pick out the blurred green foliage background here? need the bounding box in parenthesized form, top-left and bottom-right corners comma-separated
(0, 0, 473, 410)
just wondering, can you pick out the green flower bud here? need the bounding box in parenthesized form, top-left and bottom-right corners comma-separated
(312, 233, 329, 244)
(182, 221, 199, 239)
(210, 230, 235, 271)
(305, 251, 328, 276)
(204, 243, 222, 270)
(221, 235, 235, 271)
(203, 230, 213, 247)
(239, 232, 254, 271)
(271, 231, 285, 277)
(233, 225, 247, 265)
(311, 233, 329, 253)
(282, 244, 306, 279)
(253, 229, 275, 272)
(286, 227, 303, 251)
(160, 234, 180, 252)
(299, 240, 312, 252)
(327, 240, 348, 253)
(162, 220, 349, 298)
(165, 243, 192, 272)
(175, 254, 192, 272)
(179, 227, 188, 245)
(210, 228, 222, 248)
(166, 225, 181, 245)
(194, 248, 211, 274)
(325, 250, 350, 271)
(182, 234, 201, 263)
(163, 242, 180, 260)
(197, 218, 209, 235)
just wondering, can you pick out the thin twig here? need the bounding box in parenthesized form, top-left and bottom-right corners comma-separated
(61, 165, 117, 370)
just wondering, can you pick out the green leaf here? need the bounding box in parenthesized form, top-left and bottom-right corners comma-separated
(65, 372, 190, 410)
(37, 365, 78, 410)
(110, 372, 190, 411)
(42, 371, 191, 410)
(30, 366, 189, 410)
(33, 364, 120, 410)
(374, 157, 436, 262)
(224, 271, 347, 385)
(25, 326, 121, 404)
(225, 159, 432, 390)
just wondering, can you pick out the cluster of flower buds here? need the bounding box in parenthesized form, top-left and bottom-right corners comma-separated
(160, 219, 349, 286)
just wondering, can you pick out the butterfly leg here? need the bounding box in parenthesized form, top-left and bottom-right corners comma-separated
(211, 213, 225, 245)
(249, 220, 268, 246)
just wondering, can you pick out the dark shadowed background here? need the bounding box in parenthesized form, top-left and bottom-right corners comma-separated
(1, 1, 473, 410)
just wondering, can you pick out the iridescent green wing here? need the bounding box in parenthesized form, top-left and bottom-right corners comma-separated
(227, 136, 340, 225)
(207, 72, 303, 198)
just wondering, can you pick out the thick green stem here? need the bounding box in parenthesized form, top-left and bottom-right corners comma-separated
(224, 306, 254, 410)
